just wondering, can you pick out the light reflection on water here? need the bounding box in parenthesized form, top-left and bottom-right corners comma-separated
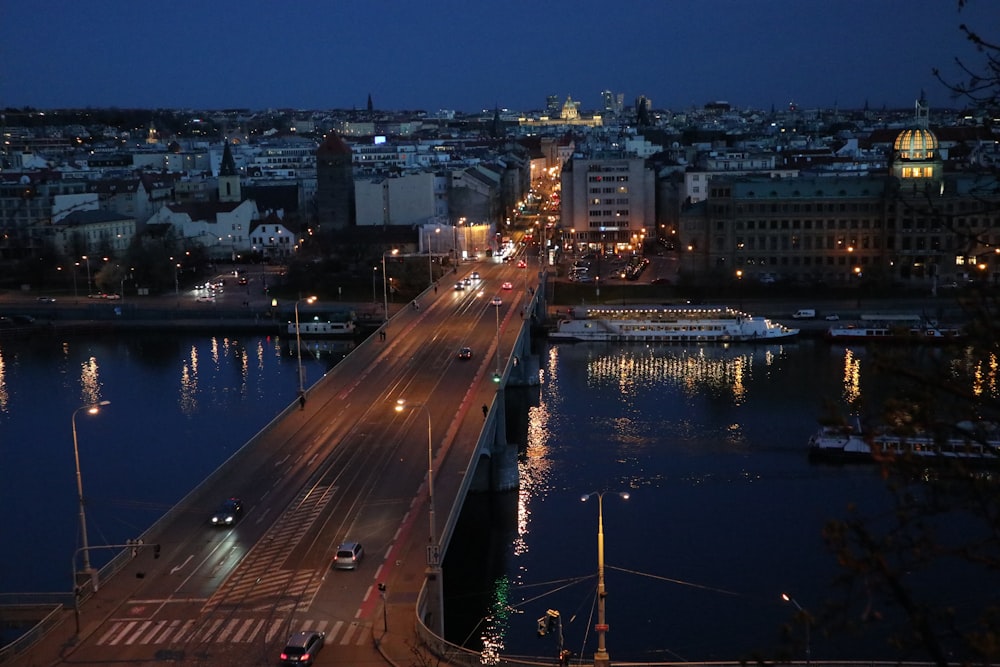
(0, 331, 334, 596)
(447, 340, 1000, 663)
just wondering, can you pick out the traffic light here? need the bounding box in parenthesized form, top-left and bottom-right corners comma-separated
(536, 616, 548, 637)
(546, 609, 560, 634)
(153, 544, 161, 559)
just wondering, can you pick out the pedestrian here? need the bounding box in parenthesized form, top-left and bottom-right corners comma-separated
(482, 404, 488, 419)
(434, 284, 438, 294)
(299, 393, 306, 410)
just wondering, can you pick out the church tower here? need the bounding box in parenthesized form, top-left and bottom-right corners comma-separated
(218, 141, 242, 203)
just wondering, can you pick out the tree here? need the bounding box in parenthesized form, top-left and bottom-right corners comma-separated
(816, 7, 1000, 664)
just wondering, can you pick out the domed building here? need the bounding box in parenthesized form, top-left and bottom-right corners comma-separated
(891, 93, 942, 183)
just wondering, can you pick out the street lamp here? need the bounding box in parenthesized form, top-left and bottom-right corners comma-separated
(382, 249, 399, 323)
(429, 227, 441, 287)
(781, 592, 811, 665)
(581, 491, 629, 667)
(372, 265, 378, 303)
(294, 296, 317, 398)
(72, 401, 110, 574)
(494, 299, 501, 382)
(82, 255, 91, 295)
(394, 399, 435, 549)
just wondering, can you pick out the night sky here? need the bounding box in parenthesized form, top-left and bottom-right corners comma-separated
(1, 0, 997, 112)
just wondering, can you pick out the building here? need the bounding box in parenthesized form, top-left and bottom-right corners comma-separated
(677, 97, 1000, 288)
(315, 133, 356, 232)
(559, 152, 656, 254)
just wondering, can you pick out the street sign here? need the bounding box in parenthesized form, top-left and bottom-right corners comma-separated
(426, 545, 440, 566)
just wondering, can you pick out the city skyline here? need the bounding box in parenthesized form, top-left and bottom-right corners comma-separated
(1, 1, 997, 114)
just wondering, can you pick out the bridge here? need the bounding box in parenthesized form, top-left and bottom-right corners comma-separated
(6, 259, 548, 666)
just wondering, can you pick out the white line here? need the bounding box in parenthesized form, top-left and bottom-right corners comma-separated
(275, 454, 290, 466)
(215, 618, 239, 642)
(169, 554, 193, 574)
(140, 620, 167, 644)
(238, 618, 265, 643)
(196, 618, 224, 642)
(363, 584, 374, 602)
(265, 618, 285, 643)
(125, 621, 152, 645)
(328, 620, 344, 642)
(340, 622, 356, 644)
(154, 619, 180, 644)
(313, 620, 329, 633)
(174, 619, 197, 643)
(373, 564, 385, 581)
(255, 507, 272, 524)
(96, 622, 122, 646)
(356, 627, 368, 645)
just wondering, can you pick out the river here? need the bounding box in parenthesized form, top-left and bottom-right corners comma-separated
(0, 330, 991, 661)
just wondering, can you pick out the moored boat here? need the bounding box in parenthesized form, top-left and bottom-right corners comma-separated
(826, 313, 963, 343)
(287, 310, 357, 337)
(548, 304, 799, 343)
(808, 420, 1000, 464)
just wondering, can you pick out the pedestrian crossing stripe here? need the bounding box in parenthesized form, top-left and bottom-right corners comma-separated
(95, 617, 368, 647)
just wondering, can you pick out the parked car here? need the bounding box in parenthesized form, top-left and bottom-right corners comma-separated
(332, 541, 364, 570)
(280, 630, 325, 665)
(824, 314, 840, 321)
(210, 497, 243, 527)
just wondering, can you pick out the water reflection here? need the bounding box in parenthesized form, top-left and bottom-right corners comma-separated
(79, 356, 101, 406)
(0, 349, 8, 413)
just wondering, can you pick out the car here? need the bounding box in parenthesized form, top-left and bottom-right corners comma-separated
(517, 260, 526, 268)
(210, 497, 243, 526)
(332, 541, 364, 570)
(237, 276, 248, 285)
(650, 277, 672, 285)
(196, 295, 216, 302)
(824, 314, 840, 321)
(36, 296, 56, 303)
(457, 346, 473, 360)
(280, 630, 325, 665)
(490, 296, 503, 307)
(462, 277, 472, 287)
(453, 282, 465, 291)
(470, 271, 481, 281)
(501, 281, 513, 290)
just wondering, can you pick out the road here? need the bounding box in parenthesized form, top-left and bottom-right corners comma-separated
(19, 257, 535, 666)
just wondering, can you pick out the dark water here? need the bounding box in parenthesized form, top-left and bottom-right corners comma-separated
(443, 340, 1000, 663)
(2, 331, 990, 661)
(0, 329, 344, 600)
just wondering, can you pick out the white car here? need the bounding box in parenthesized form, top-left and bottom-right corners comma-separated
(490, 296, 502, 307)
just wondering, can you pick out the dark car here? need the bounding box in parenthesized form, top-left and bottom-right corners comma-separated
(210, 497, 243, 527)
(332, 541, 364, 570)
(457, 346, 473, 360)
(280, 630, 325, 665)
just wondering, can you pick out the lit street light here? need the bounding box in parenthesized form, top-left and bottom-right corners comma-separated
(72, 401, 110, 574)
(394, 398, 442, 634)
(581, 491, 629, 667)
(781, 592, 811, 665)
(82, 255, 91, 295)
(382, 248, 399, 323)
(294, 296, 317, 398)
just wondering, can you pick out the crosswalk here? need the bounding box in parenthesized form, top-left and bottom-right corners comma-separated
(95, 616, 369, 648)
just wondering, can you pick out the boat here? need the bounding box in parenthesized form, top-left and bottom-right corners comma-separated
(826, 313, 963, 343)
(287, 310, 357, 338)
(808, 419, 1000, 464)
(548, 304, 799, 343)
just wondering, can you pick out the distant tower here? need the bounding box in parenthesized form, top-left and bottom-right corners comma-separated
(491, 105, 502, 139)
(892, 92, 941, 184)
(367, 93, 373, 113)
(316, 133, 356, 231)
(218, 141, 242, 203)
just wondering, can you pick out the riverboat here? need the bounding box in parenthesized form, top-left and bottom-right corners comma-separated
(826, 313, 963, 343)
(287, 312, 357, 337)
(808, 420, 1000, 464)
(548, 305, 799, 343)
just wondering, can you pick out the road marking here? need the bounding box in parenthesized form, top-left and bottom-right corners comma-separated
(169, 555, 193, 574)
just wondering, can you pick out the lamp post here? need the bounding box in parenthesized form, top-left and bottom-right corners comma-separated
(372, 265, 378, 303)
(294, 296, 317, 397)
(428, 227, 441, 287)
(494, 299, 501, 382)
(82, 255, 91, 295)
(382, 249, 398, 323)
(781, 592, 811, 665)
(581, 491, 629, 667)
(72, 401, 110, 574)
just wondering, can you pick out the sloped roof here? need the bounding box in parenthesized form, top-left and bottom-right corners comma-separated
(165, 201, 242, 222)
